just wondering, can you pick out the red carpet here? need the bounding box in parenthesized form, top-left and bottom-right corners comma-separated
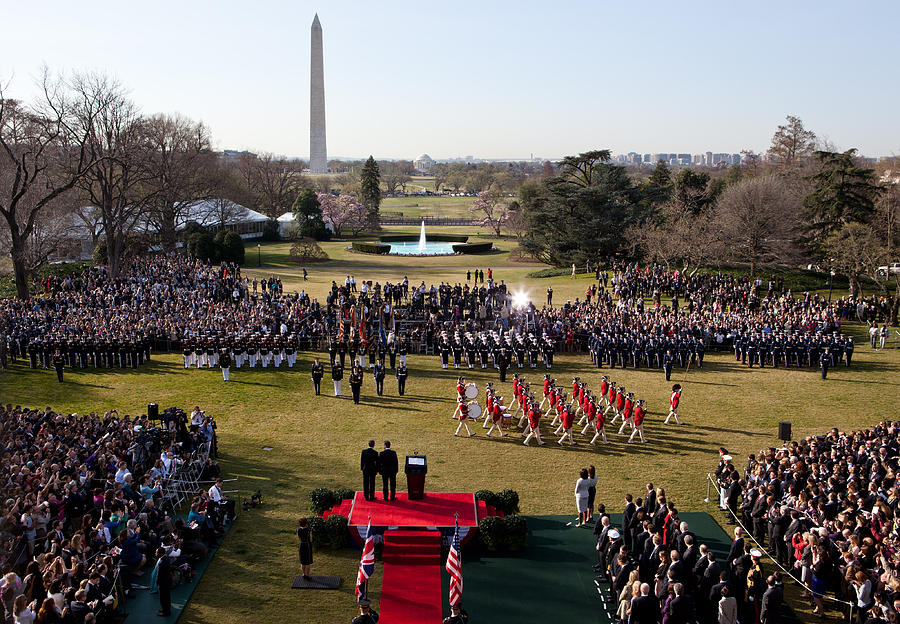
(379, 530, 443, 624)
(347, 492, 478, 528)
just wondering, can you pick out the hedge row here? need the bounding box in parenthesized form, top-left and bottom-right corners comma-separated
(527, 266, 590, 278)
(351, 241, 391, 254)
(308, 487, 356, 515)
(477, 515, 528, 552)
(452, 242, 493, 254)
(474, 489, 520, 515)
(378, 233, 468, 243)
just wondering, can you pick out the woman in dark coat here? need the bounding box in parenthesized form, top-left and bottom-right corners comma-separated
(297, 517, 313, 579)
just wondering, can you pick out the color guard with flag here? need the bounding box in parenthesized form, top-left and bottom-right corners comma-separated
(446, 516, 463, 607)
(355, 516, 375, 597)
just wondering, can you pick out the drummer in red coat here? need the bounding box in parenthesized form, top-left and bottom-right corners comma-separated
(580, 394, 597, 436)
(611, 386, 626, 424)
(628, 399, 647, 443)
(454, 396, 475, 437)
(523, 400, 545, 446)
(453, 377, 466, 419)
(540, 374, 552, 410)
(665, 384, 682, 425)
(590, 398, 608, 445)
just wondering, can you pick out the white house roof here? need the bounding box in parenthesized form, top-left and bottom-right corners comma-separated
(277, 211, 296, 223)
(174, 200, 268, 229)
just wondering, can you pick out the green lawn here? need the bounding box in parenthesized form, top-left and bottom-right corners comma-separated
(381, 195, 474, 218)
(2, 259, 898, 624)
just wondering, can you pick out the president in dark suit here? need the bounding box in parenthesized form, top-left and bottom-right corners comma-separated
(360, 440, 380, 501)
(379, 441, 399, 501)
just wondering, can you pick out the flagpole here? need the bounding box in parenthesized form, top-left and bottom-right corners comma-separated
(365, 511, 371, 601)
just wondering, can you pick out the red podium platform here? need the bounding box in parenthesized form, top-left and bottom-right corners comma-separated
(347, 492, 478, 528)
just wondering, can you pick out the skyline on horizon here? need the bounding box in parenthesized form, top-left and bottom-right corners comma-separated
(2, 1, 898, 160)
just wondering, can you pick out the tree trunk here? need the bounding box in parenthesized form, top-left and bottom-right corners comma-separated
(105, 229, 122, 279)
(10, 244, 30, 300)
(849, 275, 860, 299)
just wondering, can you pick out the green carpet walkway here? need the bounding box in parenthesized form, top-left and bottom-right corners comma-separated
(440, 512, 732, 624)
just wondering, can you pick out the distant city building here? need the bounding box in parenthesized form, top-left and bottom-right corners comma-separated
(414, 154, 435, 172)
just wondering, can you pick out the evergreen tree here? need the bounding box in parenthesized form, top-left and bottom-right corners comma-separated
(519, 150, 647, 266)
(292, 187, 329, 240)
(643, 160, 673, 206)
(803, 149, 881, 243)
(359, 156, 382, 230)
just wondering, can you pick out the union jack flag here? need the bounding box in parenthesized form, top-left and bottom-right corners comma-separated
(446, 519, 463, 606)
(355, 519, 375, 596)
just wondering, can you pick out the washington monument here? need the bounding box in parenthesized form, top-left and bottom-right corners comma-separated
(309, 14, 327, 174)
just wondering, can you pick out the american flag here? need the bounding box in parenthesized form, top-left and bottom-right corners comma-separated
(446, 519, 463, 606)
(355, 519, 375, 596)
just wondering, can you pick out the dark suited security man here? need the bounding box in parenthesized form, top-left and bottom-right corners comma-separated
(360, 441, 379, 501)
(379, 441, 399, 501)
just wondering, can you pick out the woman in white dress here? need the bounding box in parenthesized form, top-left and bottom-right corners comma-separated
(574, 468, 591, 526)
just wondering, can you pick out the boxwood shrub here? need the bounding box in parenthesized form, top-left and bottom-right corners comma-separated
(351, 241, 391, 254)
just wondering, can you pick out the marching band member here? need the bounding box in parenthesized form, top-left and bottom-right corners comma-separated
(540, 374, 552, 410)
(523, 399, 545, 446)
(516, 383, 531, 428)
(599, 375, 610, 408)
(617, 392, 635, 435)
(454, 397, 475, 437)
(610, 386, 626, 424)
(665, 384, 682, 425)
(486, 395, 507, 437)
(483, 386, 494, 428)
(580, 396, 597, 436)
(589, 399, 608, 445)
(628, 399, 647, 443)
(558, 401, 576, 445)
(453, 377, 466, 419)
(603, 381, 617, 416)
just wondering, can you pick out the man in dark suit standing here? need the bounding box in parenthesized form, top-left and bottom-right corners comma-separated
(156, 548, 172, 617)
(622, 494, 636, 551)
(726, 527, 745, 570)
(631, 583, 660, 624)
(360, 440, 379, 501)
(760, 575, 783, 624)
(379, 441, 398, 501)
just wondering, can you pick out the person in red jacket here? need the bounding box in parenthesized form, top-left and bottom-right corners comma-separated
(611, 386, 626, 425)
(540, 374, 552, 410)
(523, 401, 544, 446)
(603, 381, 617, 416)
(590, 399, 608, 445)
(665, 384, 682, 425)
(516, 384, 531, 428)
(558, 401, 576, 445)
(618, 392, 635, 435)
(581, 395, 597, 436)
(486, 395, 507, 437)
(628, 399, 647, 443)
(599, 375, 610, 408)
(454, 397, 475, 437)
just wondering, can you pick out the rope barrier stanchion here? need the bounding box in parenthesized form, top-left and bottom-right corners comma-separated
(705, 473, 854, 620)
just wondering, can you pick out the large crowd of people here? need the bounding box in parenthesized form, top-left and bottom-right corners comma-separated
(2, 257, 888, 380)
(590, 484, 784, 624)
(0, 403, 228, 622)
(715, 421, 900, 623)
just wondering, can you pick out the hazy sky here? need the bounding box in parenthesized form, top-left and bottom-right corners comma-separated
(3, 0, 898, 160)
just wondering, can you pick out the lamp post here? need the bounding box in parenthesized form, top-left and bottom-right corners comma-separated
(257, 243, 261, 267)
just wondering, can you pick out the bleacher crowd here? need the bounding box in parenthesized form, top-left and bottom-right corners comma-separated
(0, 403, 228, 623)
(715, 421, 900, 623)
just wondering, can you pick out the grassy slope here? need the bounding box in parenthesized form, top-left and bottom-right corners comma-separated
(2, 255, 898, 623)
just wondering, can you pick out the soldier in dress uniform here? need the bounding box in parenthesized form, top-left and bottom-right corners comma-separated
(617, 392, 636, 435)
(219, 349, 231, 382)
(589, 398, 609, 445)
(396, 362, 408, 395)
(557, 400, 576, 446)
(331, 361, 343, 396)
(311, 358, 324, 395)
(350, 363, 364, 404)
(351, 598, 378, 624)
(820, 348, 830, 380)
(663, 350, 674, 381)
(387, 335, 397, 369)
(53, 349, 65, 383)
(497, 347, 509, 382)
(439, 337, 451, 369)
(665, 384, 682, 425)
(398, 335, 409, 367)
(373, 361, 386, 396)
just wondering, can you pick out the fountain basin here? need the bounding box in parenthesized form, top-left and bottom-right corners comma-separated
(388, 241, 457, 255)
